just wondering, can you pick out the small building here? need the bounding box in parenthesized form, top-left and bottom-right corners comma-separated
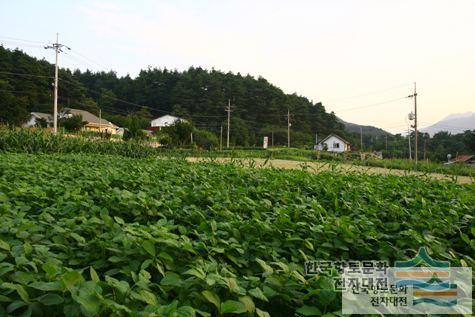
(150, 115, 186, 130)
(316, 134, 351, 153)
(60, 108, 119, 134)
(24, 112, 53, 127)
(445, 155, 475, 167)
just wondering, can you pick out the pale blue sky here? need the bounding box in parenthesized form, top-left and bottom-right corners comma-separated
(1, 0, 474, 132)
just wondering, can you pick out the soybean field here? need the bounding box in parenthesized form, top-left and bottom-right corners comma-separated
(0, 153, 474, 316)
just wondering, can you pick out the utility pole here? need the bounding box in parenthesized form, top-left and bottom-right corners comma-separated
(225, 99, 231, 148)
(220, 124, 223, 151)
(286, 109, 290, 148)
(99, 108, 102, 133)
(360, 126, 363, 152)
(407, 82, 418, 166)
(423, 138, 427, 161)
(271, 130, 274, 147)
(385, 134, 388, 152)
(45, 33, 70, 134)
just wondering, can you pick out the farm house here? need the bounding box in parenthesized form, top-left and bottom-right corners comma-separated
(24, 112, 53, 127)
(150, 115, 187, 130)
(316, 134, 351, 153)
(60, 108, 120, 134)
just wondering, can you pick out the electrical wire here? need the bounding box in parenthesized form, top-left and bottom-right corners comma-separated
(0, 70, 54, 79)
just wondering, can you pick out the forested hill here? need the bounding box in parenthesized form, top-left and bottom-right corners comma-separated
(0, 46, 345, 146)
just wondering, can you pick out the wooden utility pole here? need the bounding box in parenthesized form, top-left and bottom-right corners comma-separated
(225, 99, 231, 148)
(360, 127, 363, 151)
(99, 108, 102, 133)
(414, 83, 418, 164)
(407, 82, 418, 166)
(220, 124, 223, 151)
(385, 134, 388, 152)
(423, 138, 427, 160)
(286, 109, 290, 148)
(271, 130, 274, 147)
(44, 33, 69, 134)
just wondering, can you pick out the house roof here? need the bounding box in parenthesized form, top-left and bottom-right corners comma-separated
(62, 108, 118, 128)
(31, 112, 53, 121)
(150, 114, 187, 127)
(454, 155, 475, 162)
(318, 133, 351, 145)
(151, 114, 186, 122)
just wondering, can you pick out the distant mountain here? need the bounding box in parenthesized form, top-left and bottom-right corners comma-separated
(338, 118, 391, 136)
(421, 112, 475, 136)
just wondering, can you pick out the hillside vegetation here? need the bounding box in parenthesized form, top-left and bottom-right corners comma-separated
(0, 46, 344, 147)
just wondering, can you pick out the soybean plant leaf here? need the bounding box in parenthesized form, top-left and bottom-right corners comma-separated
(105, 276, 129, 295)
(220, 300, 246, 314)
(61, 271, 85, 291)
(29, 281, 63, 292)
(248, 287, 268, 302)
(6, 300, 27, 313)
(256, 308, 271, 317)
(3, 283, 30, 303)
(89, 267, 100, 282)
(239, 296, 255, 313)
(256, 258, 273, 274)
(113, 216, 124, 225)
(184, 268, 206, 280)
(132, 290, 157, 306)
(296, 305, 322, 316)
(76, 283, 103, 317)
(176, 306, 196, 317)
(63, 304, 81, 317)
(160, 271, 182, 286)
(0, 239, 10, 251)
(37, 293, 64, 306)
(142, 240, 156, 257)
(201, 290, 220, 310)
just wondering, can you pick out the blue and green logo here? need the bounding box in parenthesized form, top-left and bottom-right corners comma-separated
(394, 247, 457, 307)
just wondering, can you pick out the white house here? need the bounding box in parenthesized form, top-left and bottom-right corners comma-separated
(24, 112, 53, 127)
(316, 134, 351, 153)
(150, 115, 186, 130)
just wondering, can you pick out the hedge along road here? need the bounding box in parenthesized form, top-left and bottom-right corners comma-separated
(186, 157, 475, 184)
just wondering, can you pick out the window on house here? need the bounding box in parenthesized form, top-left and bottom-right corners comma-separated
(333, 142, 340, 148)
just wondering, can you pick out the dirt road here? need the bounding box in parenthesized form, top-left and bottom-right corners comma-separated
(186, 157, 474, 184)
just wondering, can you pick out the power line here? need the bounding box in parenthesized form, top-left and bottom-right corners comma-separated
(0, 41, 45, 49)
(332, 96, 407, 113)
(0, 71, 54, 79)
(0, 88, 49, 94)
(326, 82, 412, 103)
(0, 35, 48, 45)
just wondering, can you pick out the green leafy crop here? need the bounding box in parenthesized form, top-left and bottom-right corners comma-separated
(0, 153, 473, 316)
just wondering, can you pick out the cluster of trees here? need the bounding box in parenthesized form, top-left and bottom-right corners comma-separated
(0, 46, 473, 160)
(346, 130, 475, 162)
(0, 46, 344, 147)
